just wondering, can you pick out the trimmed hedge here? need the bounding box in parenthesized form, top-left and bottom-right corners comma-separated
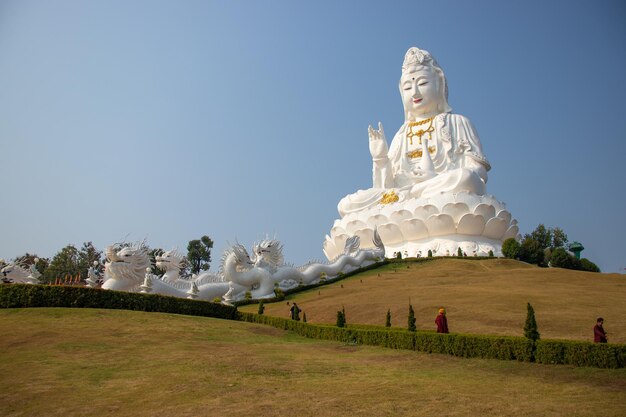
(0, 284, 238, 320)
(238, 312, 533, 363)
(536, 339, 626, 368)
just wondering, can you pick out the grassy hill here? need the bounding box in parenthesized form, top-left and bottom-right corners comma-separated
(241, 259, 626, 343)
(1, 308, 625, 417)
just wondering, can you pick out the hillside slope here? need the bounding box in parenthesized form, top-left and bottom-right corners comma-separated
(1, 308, 626, 417)
(242, 259, 626, 343)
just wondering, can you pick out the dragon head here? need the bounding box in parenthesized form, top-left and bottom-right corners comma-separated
(1, 263, 30, 283)
(253, 238, 284, 269)
(156, 249, 185, 272)
(220, 243, 253, 274)
(104, 242, 151, 285)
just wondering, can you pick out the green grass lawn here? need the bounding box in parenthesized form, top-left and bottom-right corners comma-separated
(1, 308, 625, 417)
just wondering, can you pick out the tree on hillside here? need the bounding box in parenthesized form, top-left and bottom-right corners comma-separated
(44, 245, 81, 283)
(530, 224, 552, 251)
(523, 303, 540, 342)
(502, 238, 521, 259)
(187, 235, 213, 274)
(579, 258, 600, 273)
(385, 309, 392, 327)
(551, 227, 568, 248)
(336, 308, 346, 328)
(549, 248, 578, 269)
(407, 304, 416, 332)
(519, 236, 546, 266)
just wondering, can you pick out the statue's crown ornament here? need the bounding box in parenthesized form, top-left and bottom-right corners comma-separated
(402, 47, 439, 73)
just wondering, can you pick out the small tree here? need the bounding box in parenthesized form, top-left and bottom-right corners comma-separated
(502, 238, 520, 259)
(385, 309, 391, 327)
(44, 244, 81, 282)
(488, 249, 494, 258)
(549, 247, 577, 269)
(530, 224, 552, 250)
(427, 249, 433, 258)
(303, 312, 307, 323)
(336, 310, 346, 328)
(187, 235, 214, 274)
(551, 227, 568, 248)
(407, 304, 416, 332)
(579, 258, 600, 273)
(258, 300, 265, 315)
(520, 236, 548, 266)
(396, 252, 402, 260)
(457, 247, 463, 257)
(273, 287, 285, 300)
(524, 302, 540, 341)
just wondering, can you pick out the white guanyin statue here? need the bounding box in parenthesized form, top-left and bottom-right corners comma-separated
(323, 47, 520, 260)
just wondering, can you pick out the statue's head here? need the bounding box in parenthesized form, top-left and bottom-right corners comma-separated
(400, 47, 451, 120)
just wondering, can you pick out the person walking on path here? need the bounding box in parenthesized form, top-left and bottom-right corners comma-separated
(290, 302, 301, 321)
(435, 308, 449, 333)
(594, 317, 608, 343)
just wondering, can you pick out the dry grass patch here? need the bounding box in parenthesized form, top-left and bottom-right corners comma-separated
(242, 259, 626, 342)
(1, 308, 625, 417)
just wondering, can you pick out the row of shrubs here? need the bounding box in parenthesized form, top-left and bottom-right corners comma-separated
(237, 312, 626, 368)
(0, 284, 238, 320)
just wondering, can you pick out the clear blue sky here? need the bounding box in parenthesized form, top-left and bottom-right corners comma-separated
(1, 0, 625, 273)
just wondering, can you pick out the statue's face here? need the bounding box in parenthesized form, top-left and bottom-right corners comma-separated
(400, 66, 441, 118)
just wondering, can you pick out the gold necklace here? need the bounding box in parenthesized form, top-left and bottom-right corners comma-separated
(406, 116, 435, 145)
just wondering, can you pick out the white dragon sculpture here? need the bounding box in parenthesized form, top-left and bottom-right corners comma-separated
(221, 231, 385, 303)
(100, 231, 384, 303)
(1, 262, 41, 284)
(102, 242, 229, 301)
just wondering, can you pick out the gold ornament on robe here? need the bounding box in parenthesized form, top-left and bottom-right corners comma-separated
(407, 146, 436, 159)
(380, 190, 400, 205)
(406, 116, 435, 145)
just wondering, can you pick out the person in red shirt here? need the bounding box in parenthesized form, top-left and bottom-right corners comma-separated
(594, 317, 608, 343)
(435, 307, 449, 333)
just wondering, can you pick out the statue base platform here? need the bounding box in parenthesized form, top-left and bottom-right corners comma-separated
(323, 191, 519, 260)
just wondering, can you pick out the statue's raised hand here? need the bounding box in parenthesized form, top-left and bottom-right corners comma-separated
(368, 122, 388, 161)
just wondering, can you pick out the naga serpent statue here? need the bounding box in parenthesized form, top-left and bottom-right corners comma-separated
(100, 231, 384, 303)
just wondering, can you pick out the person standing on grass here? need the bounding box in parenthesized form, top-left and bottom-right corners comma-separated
(594, 317, 608, 343)
(290, 303, 301, 321)
(435, 308, 449, 333)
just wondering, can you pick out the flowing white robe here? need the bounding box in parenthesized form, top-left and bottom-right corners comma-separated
(338, 112, 490, 217)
